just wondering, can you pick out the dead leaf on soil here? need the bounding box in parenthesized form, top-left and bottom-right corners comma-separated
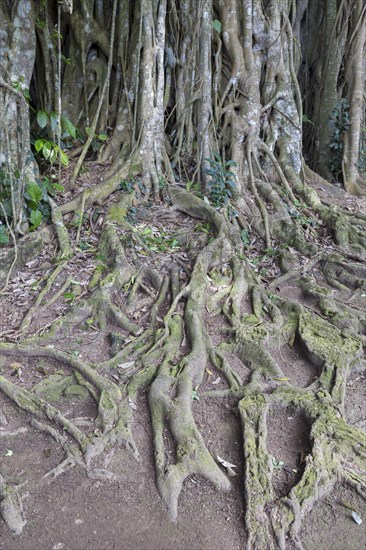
(216, 454, 237, 476)
(128, 396, 137, 410)
(351, 511, 362, 525)
(9, 362, 23, 370)
(118, 361, 135, 369)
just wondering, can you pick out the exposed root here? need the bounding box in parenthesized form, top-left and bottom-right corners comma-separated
(0, 473, 26, 536)
(1, 183, 366, 547)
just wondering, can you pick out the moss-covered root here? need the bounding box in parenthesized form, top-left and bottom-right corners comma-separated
(48, 197, 72, 261)
(42, 221, 136, 339)
(149, 368, 231, 520)
(0, 344, 138, 470)
(148, 316, 231, 519)
(238, 394, 275, 550)
(270, 391, 366, 549)
(0, 473, 26, 536)
(298, 311, 363, 406)
(0, 373, 89, 451)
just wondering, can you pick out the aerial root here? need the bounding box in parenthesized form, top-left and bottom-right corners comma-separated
(247, 143, 271, 248)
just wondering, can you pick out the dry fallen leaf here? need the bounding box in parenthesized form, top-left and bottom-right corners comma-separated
(352, 511, 362, 525)
(128, 396, 138, 410)
(217, 454, 237, 476)
(118, 361, 135, 369)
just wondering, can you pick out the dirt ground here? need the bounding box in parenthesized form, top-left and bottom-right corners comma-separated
(1, 174, 366, 549)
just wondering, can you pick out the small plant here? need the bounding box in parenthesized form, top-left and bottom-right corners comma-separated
(85, 127, 108, 152)
(11, 77, 31, 103)
(32, 110, 77, 166)
(302, 114, 314, 126)
(120, 178, 135, 193)
(240, 229, 250, 247)
(0, 166, 64, 232)
(24, 181, 44, 230)
(272, 457, 285, 470)
(0, 223, 10, 245)
(133, 225, 181, 253)
(158, 175, 167, 190)
(186, 180, 200, 192)
(287, 200, 317, 227)
(204, 153, 237, 208)
(195, 222, 211, 234)
(329, 98, 351, 178)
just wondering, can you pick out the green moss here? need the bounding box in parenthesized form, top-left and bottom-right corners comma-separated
(241, 313, 261, 325)
(31, 374, 74, 402)
(318, 297, 338, 317)
(299, 311, 362, 369)
(237, 320, 268, 342)
(63, 384, 90, 400)
(107, 202, 128, 222)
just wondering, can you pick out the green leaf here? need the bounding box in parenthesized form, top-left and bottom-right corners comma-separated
(50, 111, 58, 132)
(212, 19, 222, 33)
(35, 138, 45, 153)
(49, 148, 57, 164)
(26, 182, 43, 205)
(51, 182, 65, 193)
(29, 209, 43, 230)
(37, 110, 49, 129)
(59, 149, 69, 166)
(63, 292, 75, 301)
(22, 88, 31, 101)
(61, 116, 77, 138)
(0, 226, 10, 245)
(42, 141, 52, 160)
(98, 132, 108, 141)
(191, 390, 200, 401)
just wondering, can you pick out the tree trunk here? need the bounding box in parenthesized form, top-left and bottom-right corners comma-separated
(0, 0, 38, 232)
